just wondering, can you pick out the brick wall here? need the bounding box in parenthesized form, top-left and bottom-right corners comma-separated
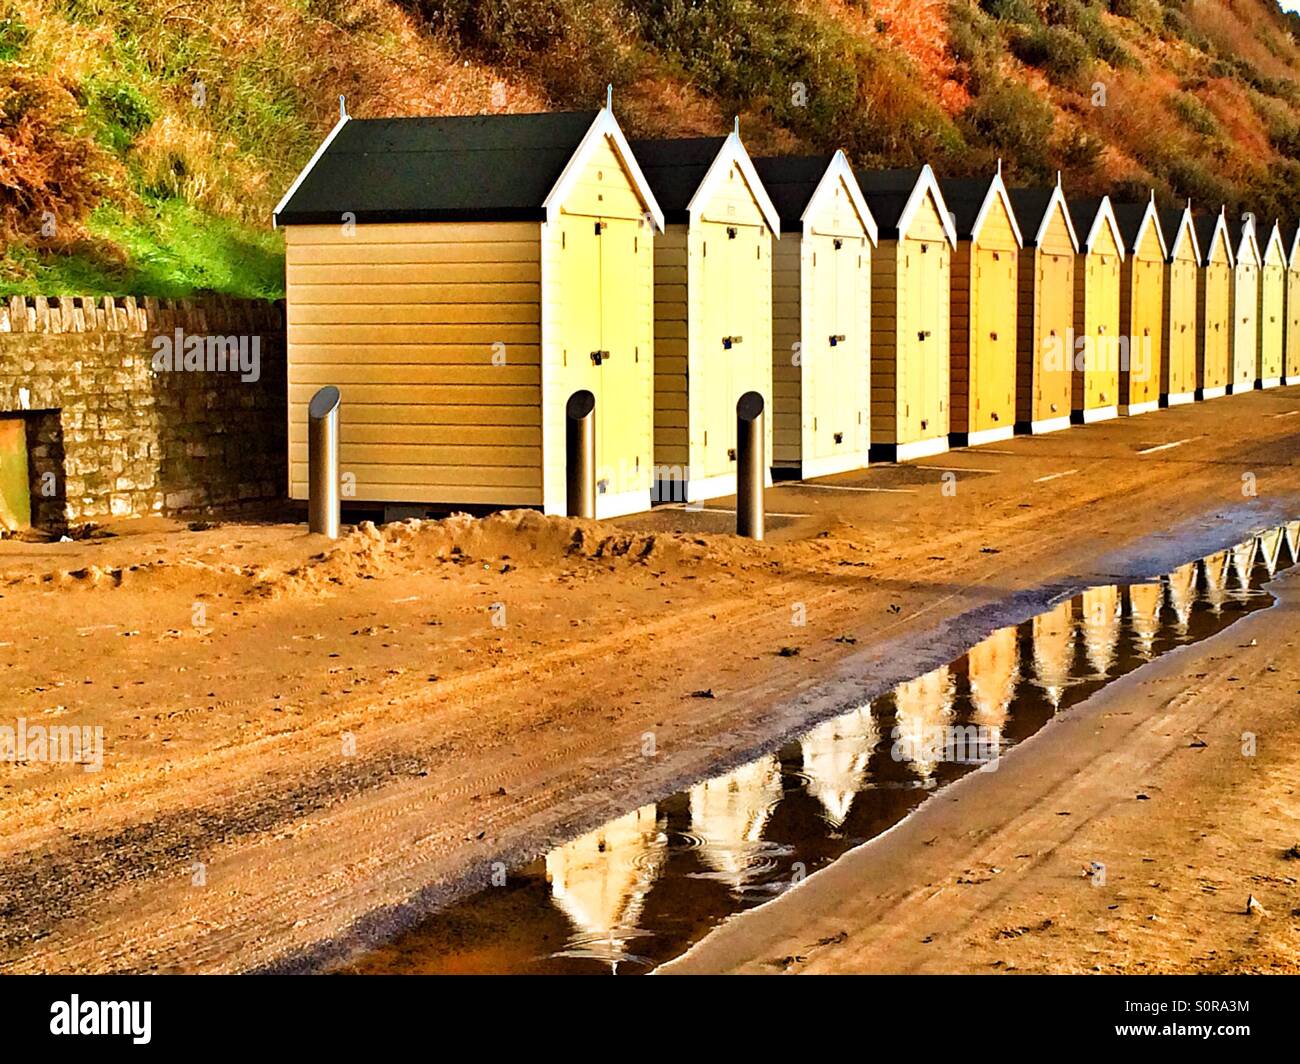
(0, 295, 286, 531)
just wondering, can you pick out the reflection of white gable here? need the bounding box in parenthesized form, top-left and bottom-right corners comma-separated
(1285, 521, 1300, 564)
(800, 704, 877, 828)
(545, 803, 667, 969)
(1080, 585, 1121, 678)
(892, 665, 955, 780)
(1257, 527, 1283, 576)
(1032, 600, 1075, 710)
(967, 626, 1019, 732)
(1203, 550, 1231, 613)
(1231, 538, 1257, 590)
(688, 755, 784, 892)
(1127, 582, 1163, 659)
(1166, 562, 1197, 632)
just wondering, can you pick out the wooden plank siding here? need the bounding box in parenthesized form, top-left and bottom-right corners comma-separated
(652, 226, 691, 472)
(1287, 261, 1300, 383)
(1198, 231, 1233, 394)
(1163, 235, 1199, 400)
(1230, 245, 1260, 392)
(1015, 207, 1075, 428)
(285, 220, 544, 505)
(771, 235, 803, 466)
(1073, 225, 1122, 414)
(1258, 237, 1286, 385)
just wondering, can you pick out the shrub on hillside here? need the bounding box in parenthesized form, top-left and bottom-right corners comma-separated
(1010, 24, 1092, 86)
(1046, 0, 1139, 69)
(978, 0, 1039, 27)
(959, 79, 1056, 180)
(0, 69, 111, 241)
(947, 0, 1002, 93)
(1168, 91, 1218, 137)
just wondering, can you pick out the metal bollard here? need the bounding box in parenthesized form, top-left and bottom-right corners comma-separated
(566, 389, 596, 519)
(308, 385, 341, 538)
(736, 391, 765, 540)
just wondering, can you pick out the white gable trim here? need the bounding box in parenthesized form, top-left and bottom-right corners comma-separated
(686, 131, 781, 236)
(1235, 214, 1261, 266)
(273, 112, 349, 227)
(898, 164, 957, 247)
(1082, 197, 1126, 261)
(1131, 198, 1168, 258)
(1201, 210, 1234, 268)
(800, 150, 878, 245)
(1260, 220, 1287, 265)
(1033, 183, 1080, 251)
(543, 108, 665, 231)
(1289, 226, 1300, 270)
(969, 170, 1024, 247)
(1166, 207, 1199, 263)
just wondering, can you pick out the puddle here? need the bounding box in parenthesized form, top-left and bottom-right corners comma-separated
(340, 520, 1300, 975)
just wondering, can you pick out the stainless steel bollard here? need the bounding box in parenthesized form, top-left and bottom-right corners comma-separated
(308, 385, 341, 538)
(566, 390, 596, 519)
(736, 391, 765, 540)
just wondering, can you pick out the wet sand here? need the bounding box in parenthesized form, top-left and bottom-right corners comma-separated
(662, 564, 1300, 975)
(1, 385, 1299, 973)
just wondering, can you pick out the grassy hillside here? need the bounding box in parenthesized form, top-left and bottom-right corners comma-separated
(3, 0, 1300, 297)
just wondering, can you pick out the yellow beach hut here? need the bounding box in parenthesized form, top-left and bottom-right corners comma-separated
(1258, 219, 1286, 389)
(1068, 197, 1125, 422)
(939, 167, 1024, 446)
(630, 131, 780, 503)
(275, 104, 664, 518)
(1193, 208, 1233, 399)
(857, 166, 957, 460)
(1112, 195, 1167, 416)
(1156, 203, 1200, 406)
(1229, 214, 1262, 394)
(753, 153, 878, 478)
(1008, 177, 1079, 435)
(1286, 225, 1300, 384)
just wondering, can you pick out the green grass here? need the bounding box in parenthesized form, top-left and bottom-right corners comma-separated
(0, 198, 284, 298)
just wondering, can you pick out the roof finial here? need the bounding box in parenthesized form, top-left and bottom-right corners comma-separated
(1056, 170, 1062, 189)
(1149, 188, 1155, 205)
(734, 115, 740, 137)
(1186, 197, 1191, 212)
(996, 157, 1002, 176)
(606, 83, 613, 112)
(339, 95, 348, 120)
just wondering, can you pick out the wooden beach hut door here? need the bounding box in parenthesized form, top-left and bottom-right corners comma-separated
(808, 233, 856, 460)
(560, 213, 643, 489)
(975, 245, 1016, 427)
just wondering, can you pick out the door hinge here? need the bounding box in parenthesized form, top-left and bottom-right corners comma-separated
(830, 334, 846, 346)
(594, 221, 604, 235)
(723, 335, 743, 349)
(590, 350, 610, 365)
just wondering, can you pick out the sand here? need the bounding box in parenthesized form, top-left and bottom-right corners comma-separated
(1, 385, 1299, 973)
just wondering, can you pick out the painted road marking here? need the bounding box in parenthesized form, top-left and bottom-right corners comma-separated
(1034, 469, 1078, 483)
(916, 465, 1002, 474)
(956, 448, 1017, 455)
(694, 507, 811, 518)
(1271, 410, 1299, 419)
(1136, 438, 1196, 454)
(796, 484, 916, 494)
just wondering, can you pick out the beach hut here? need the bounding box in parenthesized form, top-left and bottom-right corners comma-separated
(857, 166, 957, 460)
(1229, 214, 1261, 393)
(939, 167, 1024, 446)
(1193, 208, 1234, 399)
(630, 131, 780, 503)
(753, 153, 878, 478)
(1008, 177, 1078, 435)
(1258, 220, 1287, 388)
(274, 103, 664, 518)
(1068, 197, 1125, 422)
(1112, 195, 1167, 416)
(1157, 203, 1200, 406)
(1287, 225, 1300, 384)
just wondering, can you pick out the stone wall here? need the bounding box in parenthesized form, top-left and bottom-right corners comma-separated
(0, 295, 286, 531)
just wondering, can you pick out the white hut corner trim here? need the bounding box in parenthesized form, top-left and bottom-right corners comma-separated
(898, 164, 958, 247)
(685, 130, 782, 237)
(1288, 224, 1300, 269)
(1084, 196, 1127, 261)
(543, 108, 666, 231)
(272, 111, 350, 228)
(800, 149, 879, 245)
(1035, 183, 1080, 251)
(970, 169, 1025, 247)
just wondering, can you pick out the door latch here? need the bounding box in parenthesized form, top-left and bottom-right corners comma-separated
(833, 432, 843, 444)
(723, 335, 743, 349)
(829, 334, 846, 346)
(918, 330, 931, 341)
(590, 350, 610, 365)
(727, 447, 737, 461)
